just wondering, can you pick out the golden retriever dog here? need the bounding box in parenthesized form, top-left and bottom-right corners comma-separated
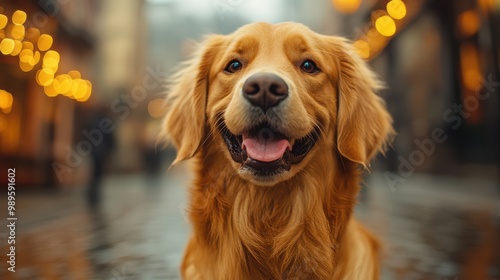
(163, 22, 394, 280)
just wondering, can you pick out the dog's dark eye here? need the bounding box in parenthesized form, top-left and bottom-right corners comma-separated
(225, 60, 243, 73)
(300, 60, 319, 73)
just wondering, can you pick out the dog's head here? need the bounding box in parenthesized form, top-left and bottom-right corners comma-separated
(163, 22, 393, 186)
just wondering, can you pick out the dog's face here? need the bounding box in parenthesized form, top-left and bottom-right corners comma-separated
(163, 22, 393, 186)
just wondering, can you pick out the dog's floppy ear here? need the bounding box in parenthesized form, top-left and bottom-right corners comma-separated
(162, 35, 224, 165)
(333, 38, 394, 168)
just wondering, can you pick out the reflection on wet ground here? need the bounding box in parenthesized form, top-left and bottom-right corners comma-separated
(0, 169, 498, 279)
(361, 174, 500, 280)
(0, 173, 190, 279)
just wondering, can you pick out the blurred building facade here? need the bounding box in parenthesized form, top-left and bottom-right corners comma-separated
(0, 0, 97, 187)
(91, 0, 148, 173)
(332, 0, 500, 178)
(0, 0, 148, 187)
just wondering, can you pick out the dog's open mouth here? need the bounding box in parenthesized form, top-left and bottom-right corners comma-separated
(220, 120, 319, 176)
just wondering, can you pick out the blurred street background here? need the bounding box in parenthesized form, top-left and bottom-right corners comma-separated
(0, 0, 499, 279)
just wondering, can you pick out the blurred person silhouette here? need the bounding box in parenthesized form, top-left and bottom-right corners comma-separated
(140, 121, 164, 172)
(86, 107, 116, 208)
(139, 120, 166, 191)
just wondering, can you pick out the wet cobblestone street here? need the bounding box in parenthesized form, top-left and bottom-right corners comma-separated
(1, 171, 191, 280)
(1, 168, 499, 280)
(361, 174, 500, 280)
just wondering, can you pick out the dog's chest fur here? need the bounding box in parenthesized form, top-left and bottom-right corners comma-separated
(186, 153, 360, 280)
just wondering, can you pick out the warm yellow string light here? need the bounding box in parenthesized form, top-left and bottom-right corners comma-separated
(0, 37, 14, 54)
(0, 89, 13, 114)
(0, 8, 92, 102)
(386, 0, 406, 20)
(0, 14, 7, 29)
(353, 39, 370, 59)
(331, 0, 362, 14)
(12, 10, 26, 25)
(37, 34, 52, 51)
(375, 15, 396, 37)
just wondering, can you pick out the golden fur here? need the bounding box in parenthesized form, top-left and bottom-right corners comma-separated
(163, 22, 394, 280)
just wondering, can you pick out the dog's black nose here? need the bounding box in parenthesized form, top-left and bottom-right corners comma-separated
(242, 73, 288, 111)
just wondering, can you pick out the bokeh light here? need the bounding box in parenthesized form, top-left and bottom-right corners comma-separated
(68, 70, 82, 79)
(386, 0, 406, 20)
(22, 41, 34, 51)
(19, 60, 34, 72)
(19, 49, 33, 63)
(25, 27, 41, 42)
(0, 89, 13, 111)
(29, 50, 41, 66)
(353, 39, 370, 59)
(56, 74, 73, 95)
(375, 15, 396, 37)
(10, 39, 22, 56)
(148, 98, 167, 118)
(460, 43, 481, 91)
(44, 79, 60, 97)
(36, 68, 55, 87)
(78, 80, 92, 102)
(458, 10, 480, 37)
(37, 34, 53, 51)
(0, 38, 15, 54)
(43, 50, 60, 72)
(70, 79, 93, 102)
(331, 0, 362, 14)
(0, 14, 7, 29)
(12, 10, 27, 25)
(11, 24, 25, 40)
(71, 79, 87, 100)
(0, 8, 92, 103)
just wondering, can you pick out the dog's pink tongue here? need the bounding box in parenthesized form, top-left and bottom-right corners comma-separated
(242, 134, 290, 162)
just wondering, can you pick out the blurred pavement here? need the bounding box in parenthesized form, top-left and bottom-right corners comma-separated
(0, 169, 191, 280)
(1, 169, 499, 280)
